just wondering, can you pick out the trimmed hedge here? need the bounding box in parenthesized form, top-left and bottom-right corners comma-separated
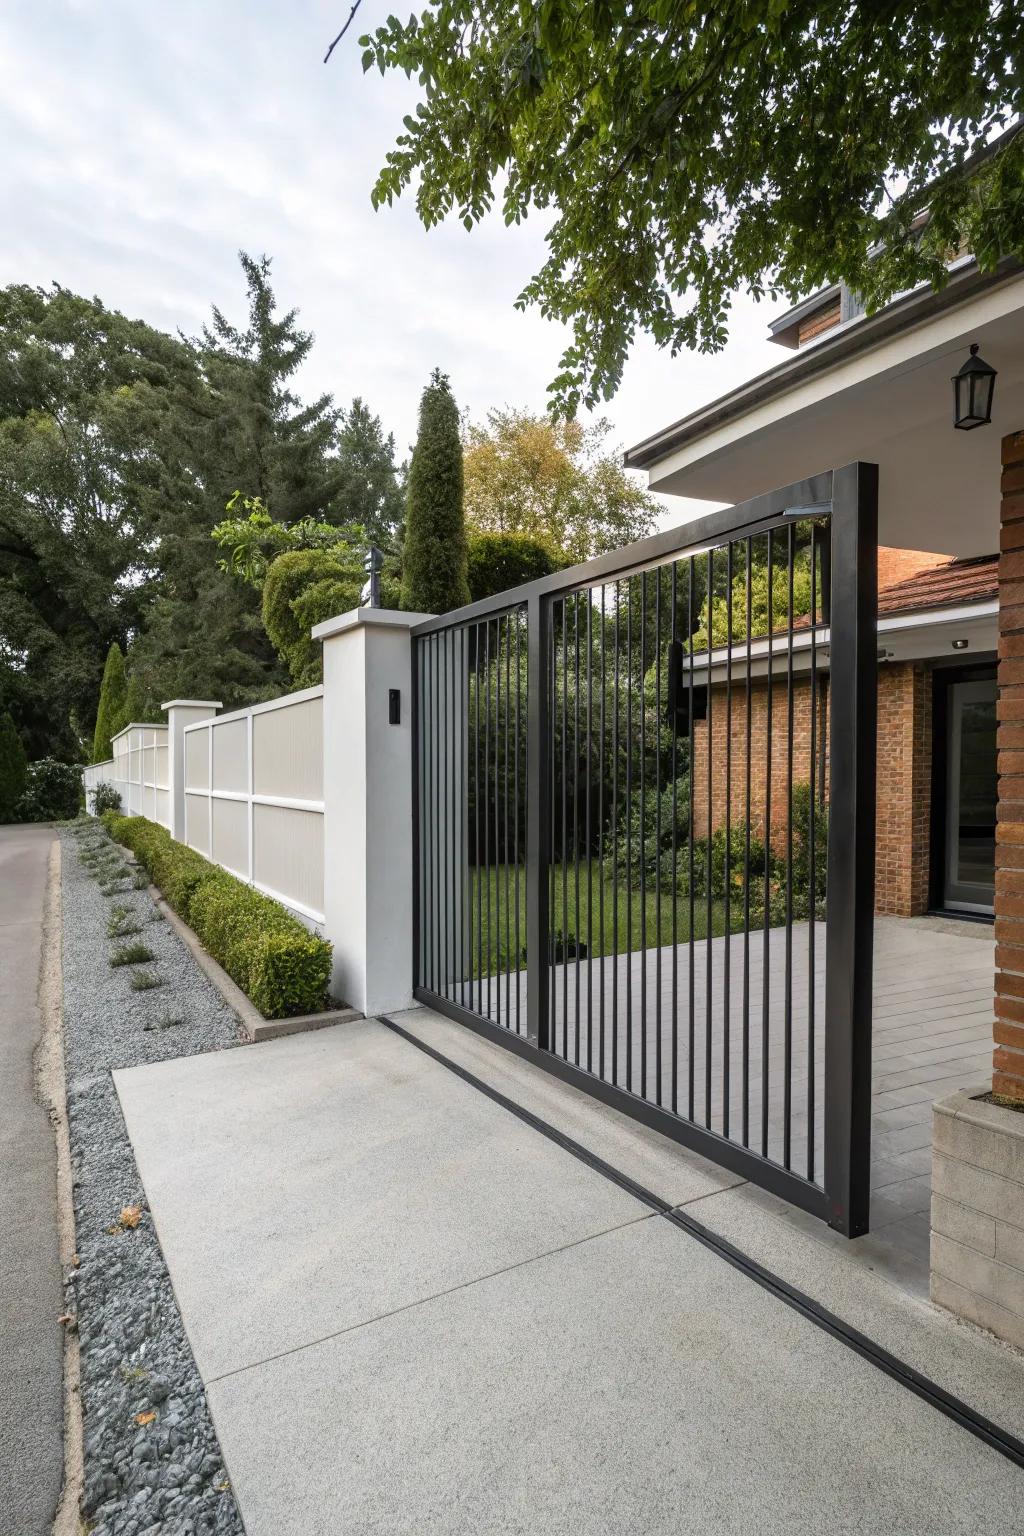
(103, 813, 332, 1018)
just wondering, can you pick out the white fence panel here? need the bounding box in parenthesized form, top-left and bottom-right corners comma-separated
(183, 687, 324, 925)
(84, 723, 170, 828)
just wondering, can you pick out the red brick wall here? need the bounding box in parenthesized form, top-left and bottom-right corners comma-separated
(691, 662, 931, 916)
(994, 429, 1024, 1102)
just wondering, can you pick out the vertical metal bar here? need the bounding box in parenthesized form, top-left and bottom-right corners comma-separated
(640, 568, 648, 1099)
(550, 601, 559, 1049)
(761, 534, 773, 1158)
(586, 592, 594, 1073)
(824, 462, 877, 1237)
(564, 595, 574, 1056)
(504, 614, 512, 1027)
(743, 540, 753, 1148)
(612, 584, 620, 1086)
(494, 618, 502, 1026)
(655, 568, 663, 1106)
(723, 541, 733, 1138)
(475, 623, 483, 1014)
(625, 579, 633, 1092)
(687, 556, 696, 1121)
(460, 627, 468, 1012)
(599, 585, 607, 1077)
(526, 591, 551, 1049)
(430, 633, 438, 995)
(442, 628, 450, 1000)
(574, 593, 581, 1065)
(514, 610, 522, 1033)
(784, 524, 796, 1168)
(485, 620, 493, 1020)
(705, 548, 714, 1128)
(808, 530, 819, 1181)
(671, 561, 679, 1116)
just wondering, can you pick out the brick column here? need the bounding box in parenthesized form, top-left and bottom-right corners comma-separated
(995, 428, 1024, 1102)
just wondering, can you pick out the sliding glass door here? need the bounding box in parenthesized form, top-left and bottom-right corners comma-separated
(942, 676, 996, 915)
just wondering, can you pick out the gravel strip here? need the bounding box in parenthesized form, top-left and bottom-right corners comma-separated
(60, 820, 245, 1536)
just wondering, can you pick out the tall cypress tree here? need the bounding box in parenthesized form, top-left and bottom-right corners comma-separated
(401, 370, 469, 614)
(92, 642, 128, 762)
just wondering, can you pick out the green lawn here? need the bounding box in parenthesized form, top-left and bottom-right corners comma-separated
(466, 861, 734, 970)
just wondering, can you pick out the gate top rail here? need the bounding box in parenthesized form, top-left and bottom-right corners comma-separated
(410, 469, 836, 637)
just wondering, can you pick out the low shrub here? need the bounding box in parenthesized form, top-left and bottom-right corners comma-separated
(104, 814, 332, 1017)
(92, 781, 123, 816)
(129, 969, 163, 991)
(110, 940, 155, 967)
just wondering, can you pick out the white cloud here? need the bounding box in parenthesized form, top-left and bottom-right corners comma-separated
(0, 0, 787, 527)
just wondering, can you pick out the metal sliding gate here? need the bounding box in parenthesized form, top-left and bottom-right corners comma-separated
(411, 467, 877, 1235)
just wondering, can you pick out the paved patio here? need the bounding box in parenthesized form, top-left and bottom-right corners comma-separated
(115, 1009, 1023, 1535)
(439, 914, 994, 1286)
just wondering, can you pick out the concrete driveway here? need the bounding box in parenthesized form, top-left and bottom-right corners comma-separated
(0, 824, 63, 1536)
(115, 1010, 1024, 1536)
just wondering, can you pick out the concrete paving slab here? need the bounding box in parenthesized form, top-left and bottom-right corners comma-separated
(693, 1181, 1024, 1441)
(385, 1005, 747, 1208)
(114, 1019, 647, 1379)
(208, 1217, 1022, 1536)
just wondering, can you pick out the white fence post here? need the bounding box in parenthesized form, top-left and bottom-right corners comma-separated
(162, 700, 221, 844)
(314, 608, 431, 1016)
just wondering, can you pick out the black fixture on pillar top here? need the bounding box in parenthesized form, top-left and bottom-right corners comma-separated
(952, 343, 997, 430)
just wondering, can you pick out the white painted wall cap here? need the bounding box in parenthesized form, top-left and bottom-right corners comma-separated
(160, 699, 223, 710)
(312, 607, 434, 640)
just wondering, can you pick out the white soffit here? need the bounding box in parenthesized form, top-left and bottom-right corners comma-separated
(646, 273, 1024, 558)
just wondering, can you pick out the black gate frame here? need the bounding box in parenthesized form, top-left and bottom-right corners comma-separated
(411, 465, 877, 1236)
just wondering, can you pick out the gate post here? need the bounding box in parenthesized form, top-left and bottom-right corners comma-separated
(525, 592, 550, 1047)
(823, 462, 878, 1236)
(314, 607, 432, 1016)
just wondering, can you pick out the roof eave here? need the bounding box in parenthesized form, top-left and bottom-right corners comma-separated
(624, 257, 1022, 473)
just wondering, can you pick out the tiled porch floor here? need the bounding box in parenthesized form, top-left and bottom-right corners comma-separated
(435, 914, 994, 1292)
(858, 914, 994, 1287)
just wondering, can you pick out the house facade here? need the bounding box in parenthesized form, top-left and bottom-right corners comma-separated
(689, 546, 998, 919)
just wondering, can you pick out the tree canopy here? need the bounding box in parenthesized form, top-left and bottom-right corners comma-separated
(0, 256, 406, 758)
(355, 2, 1024, 410)
(464, 410, 657, 562)
(0, 282, 197, 758)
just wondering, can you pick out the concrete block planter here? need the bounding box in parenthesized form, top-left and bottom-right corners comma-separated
(931, 1086, 1024, 1351)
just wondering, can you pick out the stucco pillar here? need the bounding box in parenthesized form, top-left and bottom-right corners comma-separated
(161, 700, 221, 844)
(313, 608, 431, 1016)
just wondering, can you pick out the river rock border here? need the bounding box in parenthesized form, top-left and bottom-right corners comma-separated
(61, 819, 245, 1536)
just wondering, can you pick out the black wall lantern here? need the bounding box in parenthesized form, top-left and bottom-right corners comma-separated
(952, 343, 997, 430)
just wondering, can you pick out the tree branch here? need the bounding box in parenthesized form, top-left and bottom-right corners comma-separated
(324, 1, 364, 63)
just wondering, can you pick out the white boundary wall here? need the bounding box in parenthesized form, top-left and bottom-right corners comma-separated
(84, 611, 427, 1013)
(83, 723, 170, 826)
(182, 687, 325, 926)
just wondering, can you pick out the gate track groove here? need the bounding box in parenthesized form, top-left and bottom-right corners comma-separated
(378, 1012, 1024, 1471)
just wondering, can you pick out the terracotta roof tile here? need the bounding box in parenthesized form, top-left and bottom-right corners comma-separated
(877, 552, 998, 615)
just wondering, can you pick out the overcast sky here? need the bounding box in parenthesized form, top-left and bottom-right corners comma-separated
(1, 0, 788, 524)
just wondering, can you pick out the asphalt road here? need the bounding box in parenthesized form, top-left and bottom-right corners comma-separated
(0, 823, 63, 1535)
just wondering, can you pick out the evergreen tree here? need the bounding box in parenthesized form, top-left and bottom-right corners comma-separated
(0, 710, 27, 821)
(134, 252, 346, 707)
(401, 370, 469, 614)
(335, 398, 405, 547)
(92, 642, 128, 762)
